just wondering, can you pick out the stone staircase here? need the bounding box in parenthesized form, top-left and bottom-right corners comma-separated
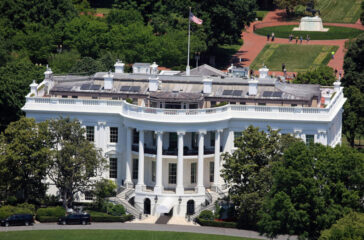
(188, 189, 221, 221)
(108, 187, 144, 220)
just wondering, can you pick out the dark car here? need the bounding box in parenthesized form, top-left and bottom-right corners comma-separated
(58, 213, 91, 225)
(1, 214, 34, 227)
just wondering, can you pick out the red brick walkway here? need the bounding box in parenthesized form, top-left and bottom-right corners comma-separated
(234, 10, 364, 75)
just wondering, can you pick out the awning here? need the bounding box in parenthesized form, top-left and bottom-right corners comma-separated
(156, 198, 174, 214)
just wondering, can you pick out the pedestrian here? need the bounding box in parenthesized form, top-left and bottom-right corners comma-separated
(283, 68, 287, 77)
(331, 51, 335, 59)
(289, 34, 293, 42)
(282, 63, 286, 72)
(267, 33, 270, 41)
(271, 32, 275, 41)
(339, 71, 342, 79)
(295, 36, 298, 44)
(250, 69, 254, 78)
(300, 36, 303, 44)
(306, 34, 310, 43)
(335, 69, 338, 76)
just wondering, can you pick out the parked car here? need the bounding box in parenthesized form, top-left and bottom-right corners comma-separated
(1, 214, 34, 227)
(58, 213, 91, 225)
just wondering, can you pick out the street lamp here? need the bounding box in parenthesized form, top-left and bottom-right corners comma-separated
(178, 196, 182, 205)
(154, 195, 158, 203)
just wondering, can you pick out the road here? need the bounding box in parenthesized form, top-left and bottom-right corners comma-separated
(0, 222, 296, 240)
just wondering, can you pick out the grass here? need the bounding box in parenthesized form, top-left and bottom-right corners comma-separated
(254, 25, 364, 40)
(250, 44, 339, 72)
(255, 10, 269, 21)
(214, 39, 243, 69)
(316, 0, 362, 23)
(0, 230, 258, 240)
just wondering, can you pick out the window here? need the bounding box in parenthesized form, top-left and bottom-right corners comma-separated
(152, 161, 156, 182)
(168, 163, 177, 184)
(230, 102, 236, 105)
(258, 102, 266, 106)
(152, 132, 156, 147)
(86, 126, 94, 142)
(92, 96, 98, 99)
(85, 191, 93, 201)
(110, 127, 118, 143)
(62, 95, 68, 98)
(210, 132, 215, 147)
(306, 135, 314, 145)
(169, 132, 177, 149)
(109, 158, 117, 178)
(291, 104, 298, 107)
(191, 162, 196, 184)
(234, 131, 242, 140)
(72, 96, 78, 99)
(133, 129, 139, 144)
(211, 101, 216, 107)
(240, 102, 246, 105)
(112, 97, 118, 100)
(191, 132, 198, 149)
(132, 158, 138, 179)
(209, 162, 214, 182)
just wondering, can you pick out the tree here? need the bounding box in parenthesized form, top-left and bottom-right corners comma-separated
(48, 49, 81, 74)
(361, 1, 364, 26)
(0, 57, 44, 132)
(273, 0, 311, 15)
(106, 8, 143, 26)
(70, 57, 106, 74)
(47, 117, 107, 208)
(342, 33, 364, 147)
(319, 212, 364, 240)
(0, 117, 51, 203)
(93, 179, 117, 210)
(294, 65, 336, 86)
(258, 143, 364, 239)
(221, 126, 299, 229)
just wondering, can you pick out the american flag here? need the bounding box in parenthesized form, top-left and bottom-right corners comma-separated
(189, 12, 203, 25)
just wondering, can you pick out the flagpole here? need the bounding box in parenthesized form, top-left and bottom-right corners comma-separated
(186, 7, 191, 76)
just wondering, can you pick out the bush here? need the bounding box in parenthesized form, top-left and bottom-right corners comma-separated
(107, 204, 125, 216)
(294, 5, 306, 17)
(0, 205, 34, 219)
(37, 216, 59, 222)
(199, 210, 214, 221)
(91, 214, 133, 222)
(196, 218, 237, 228)
(120, 214, 134, 222)
(36, 206, 66, 219)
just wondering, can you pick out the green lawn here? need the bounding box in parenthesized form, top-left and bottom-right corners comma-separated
(255, 10, 269, 21)
(254, 25, 363, 40)
(214, 40, 243, 69)
(250, 44, 339, 72)
(316, 0, 362, 23)
(0, 230, 258, 240)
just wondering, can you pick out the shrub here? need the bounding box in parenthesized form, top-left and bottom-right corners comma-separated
(196, 218, 237, 228)
(36, 206, 66, 219)
(107, 204, 126, 216)
(120, 214, 134, 222)
(0, 205, 33, 219)
(37, 216, 59, 222)
(91, 214, 133, 222)
(199, 210, 214, 221)
(16, 203, 35, 213)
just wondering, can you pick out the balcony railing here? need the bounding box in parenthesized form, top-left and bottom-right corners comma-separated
(23, 88, 344, 123)
(131, 144, 217, 156)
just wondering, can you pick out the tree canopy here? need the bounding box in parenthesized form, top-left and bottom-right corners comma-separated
(294, 65, 336, 86)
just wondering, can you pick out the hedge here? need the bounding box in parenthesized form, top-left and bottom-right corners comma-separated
(196, 218, 237, 228)
(37, 216, 60, 222)
(92, 214, 134, 222)
(0, 205, 34, 219)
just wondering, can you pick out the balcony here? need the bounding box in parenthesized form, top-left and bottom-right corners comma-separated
(131, 144, 220, 156)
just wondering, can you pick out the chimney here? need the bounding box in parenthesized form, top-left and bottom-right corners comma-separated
(44, 65, 53, 79)
(259, 66, 269, 79)
(114, 59, 125, 73)
(149, 76, 160, 92)
(203, 77, 212, 94)
(334, 80, 341, 93)
(104, 71, 114, 90)
(248, 79, 258, 96)
(30, 80, 38, 96)
(150, 62, 158, 75)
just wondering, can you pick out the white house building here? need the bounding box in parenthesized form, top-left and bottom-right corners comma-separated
(22, 61, 346, 218)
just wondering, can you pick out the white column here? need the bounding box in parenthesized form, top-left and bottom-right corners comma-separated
(124, 127, 133, 188)
(176, 131, 185, 195)
(154, 131, 163, 194)
(136, 129, 145, 192)
(212, 129, 222, 190)
(196, 130, 206, 194)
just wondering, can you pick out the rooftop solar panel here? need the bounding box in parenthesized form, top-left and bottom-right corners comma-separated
(263, 91, 273, 97)
(222, 90, 233, 95)
(90, 84, 101, 90)
(272, 91, 283, 97)
(120, 86, 131, 91)
(232, 90, 243, 96)
(80, 84, 91, 90)
(130, 86, 141, 92)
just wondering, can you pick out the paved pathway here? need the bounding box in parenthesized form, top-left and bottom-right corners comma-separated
(0, 222, 296, 240)
(234, 10, 364, 74)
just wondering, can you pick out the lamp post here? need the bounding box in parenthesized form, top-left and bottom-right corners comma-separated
(178, 196, 182, 205)
(154, 195, 158, 203)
